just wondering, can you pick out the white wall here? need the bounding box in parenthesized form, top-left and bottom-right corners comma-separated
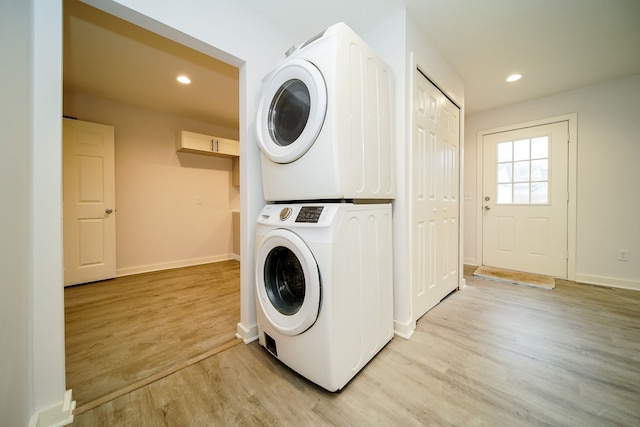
(363, 10, 465, 337)
(30, 0, 72, 425)
(64, 92, 240, 275)
(464, 74, 640, 290)
(1, 0, 32, 424)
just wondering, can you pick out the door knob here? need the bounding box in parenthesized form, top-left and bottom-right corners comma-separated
(105, 208, 113, 214)
(484, 206, 491, 211)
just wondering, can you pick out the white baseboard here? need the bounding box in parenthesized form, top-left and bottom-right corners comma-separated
(236, 322, 258, 344)
(393, 318, 415, 340)
(463, 257, 478, 266)
(575, 273, 640, 292)
(29, 389, 75, 427)
(230, 253, 240, 261)
(116, 254, 234, 277)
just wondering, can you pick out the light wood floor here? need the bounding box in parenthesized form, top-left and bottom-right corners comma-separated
(65, 260, 241, 413)
(71, 269, 640, 426)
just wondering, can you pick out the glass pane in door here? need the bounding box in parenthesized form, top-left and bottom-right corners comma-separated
(495, 136, 550, 205)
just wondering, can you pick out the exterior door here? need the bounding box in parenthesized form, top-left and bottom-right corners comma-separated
(63, 118, 116, 286)
(482, 121, 569, 278)
(412, 69, 460, 319)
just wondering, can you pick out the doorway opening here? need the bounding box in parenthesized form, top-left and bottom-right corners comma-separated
(63, 0, 242, 412)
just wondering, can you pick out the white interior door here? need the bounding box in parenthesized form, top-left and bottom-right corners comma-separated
(412, 69, 460, 320)
(482, 121, 569, 278)
(63, 118, 116, 286)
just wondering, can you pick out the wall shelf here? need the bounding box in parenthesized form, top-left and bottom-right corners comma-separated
(176, 130, 239, 158)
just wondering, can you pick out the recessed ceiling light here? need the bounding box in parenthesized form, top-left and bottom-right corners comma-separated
(506, 73, 522, 83)
(177, 75, 191, 84)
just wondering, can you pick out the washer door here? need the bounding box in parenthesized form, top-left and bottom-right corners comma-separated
(256, 58, 327, 164)
(255, 229, 321, 336)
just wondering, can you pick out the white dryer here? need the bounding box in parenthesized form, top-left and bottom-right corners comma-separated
(254, 202, 394, 391)
(255, 22, 395, 202)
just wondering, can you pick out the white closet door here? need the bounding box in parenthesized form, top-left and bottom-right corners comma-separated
(411, 69, 460, 320)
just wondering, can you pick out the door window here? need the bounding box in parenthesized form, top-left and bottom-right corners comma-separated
(263, 246, 306, 315)
(496, 136, 549, 204)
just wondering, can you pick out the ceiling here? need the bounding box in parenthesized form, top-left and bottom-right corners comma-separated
(63, 0, 240, 128)
(406, 0, 640, 113)
(64, 0, 640, 128)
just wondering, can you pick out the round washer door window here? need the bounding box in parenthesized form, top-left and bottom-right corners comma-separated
(256, 59, 327, 164)
(255, 229, 321, 336)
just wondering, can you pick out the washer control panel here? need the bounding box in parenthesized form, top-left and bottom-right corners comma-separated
(294, 206, 324, 223)
(258, 204, 336, 227)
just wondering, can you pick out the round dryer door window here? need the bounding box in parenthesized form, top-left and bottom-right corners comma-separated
(256, 58, 327, 164)
(255, 229, 321, 336)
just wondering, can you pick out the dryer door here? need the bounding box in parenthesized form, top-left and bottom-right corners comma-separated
(256, 58, 327, 164)
(255, 228, 321, 336)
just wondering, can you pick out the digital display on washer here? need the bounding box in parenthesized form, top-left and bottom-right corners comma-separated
(295, 206, 324, 223)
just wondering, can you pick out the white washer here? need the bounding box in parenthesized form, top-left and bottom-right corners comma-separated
(255, 202, 394, 391)
(255, 22, 395, 202)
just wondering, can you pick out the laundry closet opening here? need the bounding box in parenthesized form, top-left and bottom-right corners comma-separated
(253, 22, 395, 393)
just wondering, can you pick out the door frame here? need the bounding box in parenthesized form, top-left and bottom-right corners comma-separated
(475, 113, 577, 280)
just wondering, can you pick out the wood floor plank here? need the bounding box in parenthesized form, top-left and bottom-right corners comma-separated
(65, 260, 240, 408)
(71, 271, 640, 426)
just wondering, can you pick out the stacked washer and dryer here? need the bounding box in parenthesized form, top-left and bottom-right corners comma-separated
(254, 22, 395, 392)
